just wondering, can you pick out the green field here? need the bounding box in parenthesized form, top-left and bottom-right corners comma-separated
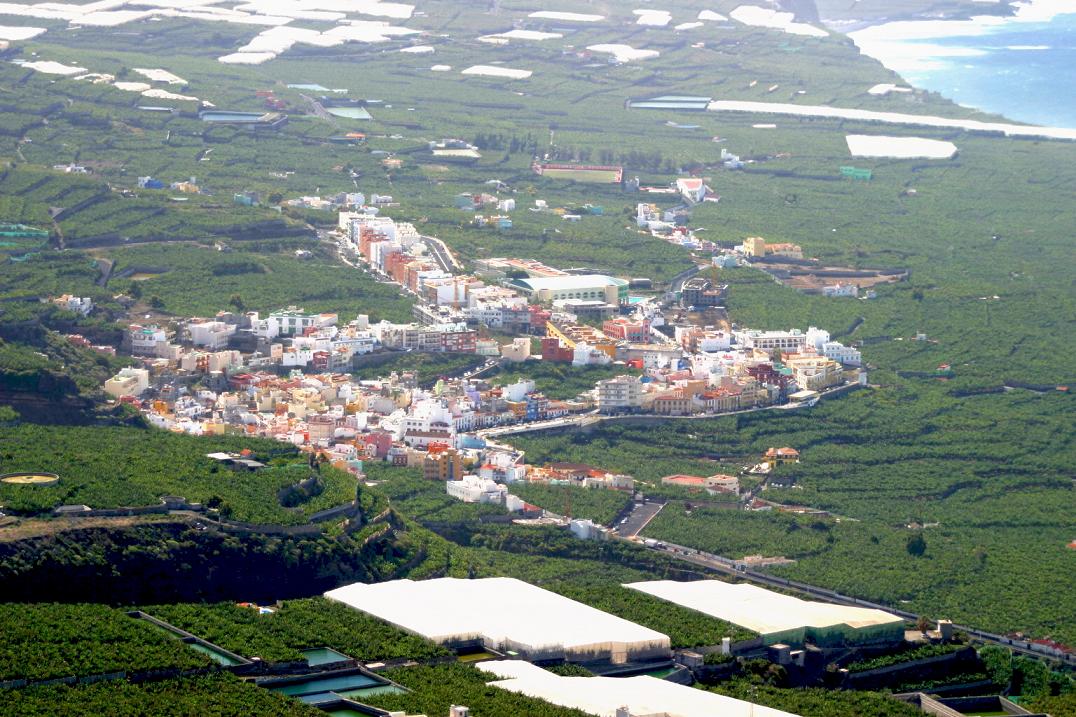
(0, 603, 208, 682)
(142, 598, 449, 664)
(0, 424, 365, 525)
(0, 0, 1074, 713)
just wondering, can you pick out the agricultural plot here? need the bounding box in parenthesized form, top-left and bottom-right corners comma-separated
(0, 603, 209, 682)
(143, 598, 449, 664)
(1, 673, 322, 716)
(0, 424, 358, 525)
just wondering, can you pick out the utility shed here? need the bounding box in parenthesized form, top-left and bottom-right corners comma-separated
(477, 660, 800, 716)
(326, 578, 671, 663)
(625, 580, 904, 647)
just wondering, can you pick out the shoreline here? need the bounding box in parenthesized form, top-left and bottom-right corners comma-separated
(841, 0, 1076, 129)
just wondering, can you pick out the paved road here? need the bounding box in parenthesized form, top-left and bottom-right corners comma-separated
(421, 233, 463, 273)
(615, 501, 664, 538)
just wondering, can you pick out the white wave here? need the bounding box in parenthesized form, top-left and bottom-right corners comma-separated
(708, 99, 1076, 140)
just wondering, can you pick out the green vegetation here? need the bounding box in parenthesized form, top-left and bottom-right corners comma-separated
(143, 598, 449, 664)
(511, 385, 1076, 644)
(979, 646, 1076, 703)
(364, 664, 591, 717)
(508, 483, 631, 525)
(710, 680, 923, 717)
(845, 643, 963, 673)
(1028, 694, 1076, 717)
(353, 352, 485, 384)
(0, 166, 306, 247)
(548, 583, 755, 647)
(1, 672, 321, 716)
(0, 423, 360, 525)
(544, 663, 594, 677)
(0, 603, 208, 682)
(0, 0, 1074, 713)
(370, 470, 507, 524)
(104, 243, 412, 320)
(643, 506, 838, 560)
(487, 361, 641, 401)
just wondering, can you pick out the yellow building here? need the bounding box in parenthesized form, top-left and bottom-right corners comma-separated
(423, 445, 464, 481)
(744, 236, 767, 257)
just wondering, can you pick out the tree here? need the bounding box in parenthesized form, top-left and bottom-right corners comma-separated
(148, 295, 165, 309)
(229, 293, 245, 311)
(907, 533, 927, 557)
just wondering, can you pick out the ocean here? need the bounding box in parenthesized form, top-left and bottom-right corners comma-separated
(848, 4, 1076, 129)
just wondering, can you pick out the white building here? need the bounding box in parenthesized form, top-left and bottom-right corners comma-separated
(501, 337, 532, 363)
(250, 309, 338, 340)
(675, 177, 707, 203)
(822, 283, 859, 297)
(52, 294, 93, 316)
(573, 342, 612, 367)
(736, 328, 807, 353)
(570, 519, 608, 541)
(188, 320, 235, 350)
(402, 399, 456, 447)
(104, 367, 150, 398)
(500, 379, 536, 402)
(129, 324, 168, 356)
(822, 341, 861, 366)
(597, 375, 643, 413)
(446, 474, 506, 504)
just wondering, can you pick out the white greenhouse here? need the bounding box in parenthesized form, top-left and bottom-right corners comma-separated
(325, 577, 671, 663)
(477, 660, 801, 717)
(626, 580, 904, 646)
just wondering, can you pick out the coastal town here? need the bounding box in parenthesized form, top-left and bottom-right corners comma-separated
(77, 191, 865, 474)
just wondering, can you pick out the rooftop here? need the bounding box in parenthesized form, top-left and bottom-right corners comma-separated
(325, 578, 670, 657)
(477, 660, 799, 717)
(509, 274, 628, 291)
(625, 580, 902, 637)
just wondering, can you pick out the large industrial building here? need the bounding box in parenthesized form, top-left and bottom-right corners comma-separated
(326, 578, 671, 663)
(626, 580, 904, 647)
(507, 274, 629, 305)
(478, 661, 800, 717)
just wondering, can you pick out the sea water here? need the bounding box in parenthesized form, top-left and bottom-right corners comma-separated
(849, 5, 1076, 128)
